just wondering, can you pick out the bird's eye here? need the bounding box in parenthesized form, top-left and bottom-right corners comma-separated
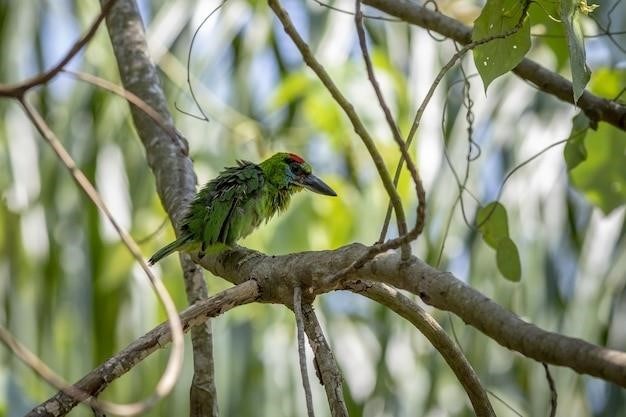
(291, 164, 304, 176)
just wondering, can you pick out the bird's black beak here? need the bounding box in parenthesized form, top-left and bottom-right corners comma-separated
(298, 174, 337, 196)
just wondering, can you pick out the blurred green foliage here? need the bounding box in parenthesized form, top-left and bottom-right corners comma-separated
(1, 1, 626, 417)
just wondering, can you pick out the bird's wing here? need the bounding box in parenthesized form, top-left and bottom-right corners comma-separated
(186, 162, 264, 250)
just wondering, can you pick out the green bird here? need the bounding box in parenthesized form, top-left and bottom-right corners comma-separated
(148, 152, 337, 265)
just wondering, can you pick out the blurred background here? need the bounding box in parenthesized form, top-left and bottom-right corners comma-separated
(1, 0, 625, 416)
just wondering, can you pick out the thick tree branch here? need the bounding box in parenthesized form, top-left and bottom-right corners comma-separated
(361, 0, 626, 131)
(100, 1, 218, 416)
(196, 244, 626, 388)
(31, 243, 626, 414)
(348, 281, 495, 417)
(27, 281, 259, 417)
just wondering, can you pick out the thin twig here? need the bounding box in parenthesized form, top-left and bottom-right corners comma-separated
(355, 0, 426, 259)
(136, 216, 169, 245)
(433, 66, 480, 248)
(268, 0, 409, 248)
(486, 390, 524, 417)
(473, 133, 579, 232)
(294, 287, 316, 417)
(311, 0, 400, 21)
(18, 97, 184, 417)
(379, 0, 531, 241)
(0, 325, 94, 406)
(175, 0, 230, 121)
(61, 70, 188, 154)
(0, 0, 118, 97)
(542, 363, 557, 417)
(27, 281, 260, 417)
(271, 0, 431, 289)
(301, 305, 349, 417)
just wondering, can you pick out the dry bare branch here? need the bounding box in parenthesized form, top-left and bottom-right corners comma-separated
(543, 363, 557, 417)
(196, 244, 626, 388)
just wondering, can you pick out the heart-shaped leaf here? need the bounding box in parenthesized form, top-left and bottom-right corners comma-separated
(496, 237, 522, 282)
(472, 0, 531, 90)
(477, 202, 509, 249)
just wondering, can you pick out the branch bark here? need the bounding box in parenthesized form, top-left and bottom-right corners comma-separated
(301, 305, 349, 417)
(100, 1, 218, 416)
(27, 281, 259, 417)
(196, 244, 626, 388)
(349, 281, 495, 417)
(183, 258, 219, 417)
(294, 287, 316, 417)
(361, 0, 626, 131)
(31, 242, 626, 414)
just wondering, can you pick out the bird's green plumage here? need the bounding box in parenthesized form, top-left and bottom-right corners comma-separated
(148, 152, 336, 265)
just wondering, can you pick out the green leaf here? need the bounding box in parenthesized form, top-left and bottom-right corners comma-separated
(570, 123, 626, 214)
(476, 202, 509, 249)
(561, 0, 591, 102)
(496, 237, 522, 282)
(563, 112, 590, 171)
(472, 0, 531, 90)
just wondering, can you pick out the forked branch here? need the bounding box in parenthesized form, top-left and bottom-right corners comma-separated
(196, 244, 626, 388)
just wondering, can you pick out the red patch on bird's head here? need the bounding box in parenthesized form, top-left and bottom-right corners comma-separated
(287, 153, 305, 164)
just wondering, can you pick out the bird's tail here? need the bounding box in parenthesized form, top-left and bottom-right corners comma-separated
(148, 235, 193, 265)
